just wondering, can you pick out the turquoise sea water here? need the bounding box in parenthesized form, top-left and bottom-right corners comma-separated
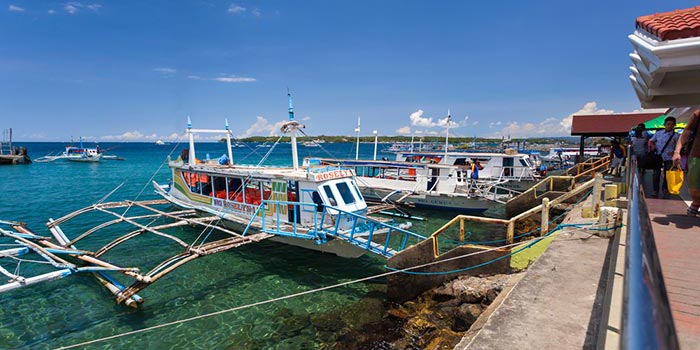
(0, 141, 501, 349)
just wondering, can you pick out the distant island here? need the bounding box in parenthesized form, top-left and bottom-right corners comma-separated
(223, 135, 581, 144)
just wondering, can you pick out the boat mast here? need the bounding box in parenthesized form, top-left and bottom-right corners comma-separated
(288, 90, 299, 171)
(444, 109, 451, 159)
(373, 130, 378, 160)
(355, 116, 361, 160)
(187, 116, 196, 166)
(224, 119, 233, 165)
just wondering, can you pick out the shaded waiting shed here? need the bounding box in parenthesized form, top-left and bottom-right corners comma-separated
(570, 111, 665, 159)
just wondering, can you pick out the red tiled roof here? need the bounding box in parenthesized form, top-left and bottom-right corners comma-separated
(571, 112, 664, 136)
(636, 7, 700, 41)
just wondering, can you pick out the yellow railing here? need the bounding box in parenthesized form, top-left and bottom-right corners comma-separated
(428, 175, 601, 257)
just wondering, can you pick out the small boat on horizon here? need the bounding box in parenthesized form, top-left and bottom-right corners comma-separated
(35, 137, 106, 163)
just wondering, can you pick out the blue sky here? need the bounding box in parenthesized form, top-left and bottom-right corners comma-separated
(1, 1, 695, 141)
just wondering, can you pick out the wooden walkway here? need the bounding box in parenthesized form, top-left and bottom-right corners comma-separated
(643, 176, 700, 349)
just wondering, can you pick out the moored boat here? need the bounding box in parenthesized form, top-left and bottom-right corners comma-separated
(154, 93, 423, 258)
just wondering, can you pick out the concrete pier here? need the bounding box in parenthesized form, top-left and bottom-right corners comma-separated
(455, 202, 611, 349)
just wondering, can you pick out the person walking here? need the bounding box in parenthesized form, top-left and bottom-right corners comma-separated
(631, 123, 651, 175)
(673, 110, 700, 216)
(608, 139, 626, 177)
(649, 116, 680, 197)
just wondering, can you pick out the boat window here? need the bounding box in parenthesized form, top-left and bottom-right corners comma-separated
(322, 185, 337, 206)
(519, 159, 529, 167)
(311, 191, 324, 212)
(227, 177, 244, 202)
(245, 180, 261, 205)
(261, 180, 272, 201)
(199, 174, 211, 195)
(350, 180, 364, 201)
(336, 182, 355, 205)
(211, 176, 227, 198)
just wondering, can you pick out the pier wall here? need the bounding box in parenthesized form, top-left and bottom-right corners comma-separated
(386, 238, 510, 302)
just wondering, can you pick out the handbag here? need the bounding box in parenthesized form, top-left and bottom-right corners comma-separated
(666, 166, 684, 195)
(639, 132, 674, 170)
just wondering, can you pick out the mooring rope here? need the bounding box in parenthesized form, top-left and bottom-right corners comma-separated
(120, 138, 183, 217)
(53, 227, 584, 350)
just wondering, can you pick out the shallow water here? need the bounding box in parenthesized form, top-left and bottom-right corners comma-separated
(0, 141, 502, 349)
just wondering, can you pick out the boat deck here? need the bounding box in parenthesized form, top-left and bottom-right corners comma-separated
(644, 179, 700, 349)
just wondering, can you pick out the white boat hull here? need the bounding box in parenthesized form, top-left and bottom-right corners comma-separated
(360, 188, 498, 214)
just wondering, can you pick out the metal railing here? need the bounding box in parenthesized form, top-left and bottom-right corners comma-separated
(257, 199, 427, 258)
(620, 160, 679, 349)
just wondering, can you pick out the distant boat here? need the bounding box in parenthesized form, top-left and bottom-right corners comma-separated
(102, 155, 126, 161)
(35, 137, 105, 163)
(256, 142, 272, 148)
(155, 140, 166, 145)
(302, 141, 320, 147)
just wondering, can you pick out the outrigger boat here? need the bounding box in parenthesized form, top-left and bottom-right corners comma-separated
(0, 93, 427, 307)
(154, 92, 423, 258)
(303, 157, 517, 213)
(34, 137, 103, 163)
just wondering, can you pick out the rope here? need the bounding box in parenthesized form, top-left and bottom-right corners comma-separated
(121, 138, 183, 217)
(387, 221, 621, 276)
(255, 134, 285, 167)
(53, 238, 538, 350)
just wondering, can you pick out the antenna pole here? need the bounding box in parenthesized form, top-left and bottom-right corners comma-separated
(288, 90, 299, 170)
(355, 116, 361, 160)
(373, 130, 378, 160)
(444, 109, 451, 160)
(225, 119, 233, 165)
(187, 116, 195, 166)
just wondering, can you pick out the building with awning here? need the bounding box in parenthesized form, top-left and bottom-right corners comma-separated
(570, 111, 665, 158)
(629, 7, 700, 116)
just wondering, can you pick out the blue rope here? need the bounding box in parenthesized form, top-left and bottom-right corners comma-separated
(386, 221, 621, 276)
(440, 188, 595, 246)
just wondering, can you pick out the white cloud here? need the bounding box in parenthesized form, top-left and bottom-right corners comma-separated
(48, 9, 56, 14)
(238, 116, 286, 138)
(184, 73, 256, 83)
(436, 116, 459, 128)
(488, 121, 502, 128)
(228, 4, 246, 14)
(409, 110, 436, 127)
(396, 126, 411, 135)
(251, 8, 261, 16)
(8, 5, 25, 12)
(301, 116, 311, 121)
(213, 74, 256, 83)
(64, 2, 101, 15)
(154, 67, 177, 74)
(408, 109, 458, 128)
(472, 121, 479, 126)
(493, 101, 615, 138)
(101, 130, 186, 142)
(102, 130, 158, 141)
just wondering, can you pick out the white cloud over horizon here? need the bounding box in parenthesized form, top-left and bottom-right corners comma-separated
(396, 126, 411, 135)
(492, 101, 614, 138)
(237, 116, 286, 138)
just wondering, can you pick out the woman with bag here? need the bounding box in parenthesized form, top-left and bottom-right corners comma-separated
(673, 110, 700, 216)
(649, 116, 680, 197)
